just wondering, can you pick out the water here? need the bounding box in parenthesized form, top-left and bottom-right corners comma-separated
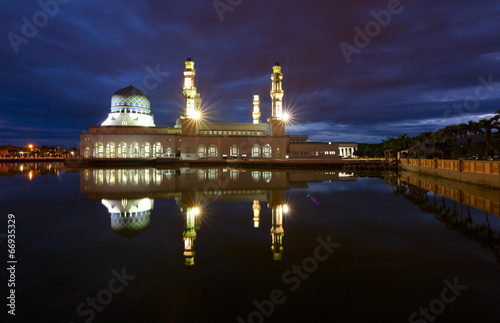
(1, 163, 499, 322)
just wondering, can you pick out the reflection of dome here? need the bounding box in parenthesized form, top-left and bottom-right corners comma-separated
(111, 211, 151, 239)
(102, 198, 154, 239)
(111, 85, 150, 111)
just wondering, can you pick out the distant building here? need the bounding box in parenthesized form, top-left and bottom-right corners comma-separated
(79, 58, 357, 159)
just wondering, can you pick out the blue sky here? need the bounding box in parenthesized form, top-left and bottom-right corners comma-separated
(1, 0, 500, 147)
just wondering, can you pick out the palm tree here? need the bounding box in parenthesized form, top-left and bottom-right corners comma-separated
(458, 120, 483, 159)
(479, 117, 499, 160)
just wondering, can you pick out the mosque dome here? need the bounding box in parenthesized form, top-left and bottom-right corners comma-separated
(111, 85, 151, 112)
(102, 85, 155, 127)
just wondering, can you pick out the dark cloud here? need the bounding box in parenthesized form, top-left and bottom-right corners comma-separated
(1, 0, 499, 146)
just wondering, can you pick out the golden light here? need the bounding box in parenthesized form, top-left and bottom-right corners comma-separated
(283, 204, 289, 213)
(28, 171, 33, 181)
(282, 112, 290, 122)
(28, 144, 33, 149)
(192, 110, 201, 120)
(193, 207, 200, 216)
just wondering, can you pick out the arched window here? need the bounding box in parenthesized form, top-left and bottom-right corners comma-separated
(153, 142, 163, 157)
(131, 142, 139, 158)
(263, 144, 272, 158)
(84, 147, 90, 158)
(106, 142, 116, 158)
(94, 142, 104, 158)
(198, 145, 206, 159)
(230, 144, 239, 157)
(209, 144, 218, 158)
(141, 142, 151, 158)
(251, 144, 261, 158)
(118, 142, 127, 158)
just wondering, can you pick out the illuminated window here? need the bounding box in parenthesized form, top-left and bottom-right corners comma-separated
(230, 144, 239, 157)
(93, 142, 104, 158)
(153, 142, 163, 157)
(252, 144, 261, 158)
(263, 144, 272, 158)
(252, 171, 261, 182)
(118, 142, 127, 158)
(198, 145, 206, 158)
(209, 144, 218, 158)
(106, 142, 116, 158)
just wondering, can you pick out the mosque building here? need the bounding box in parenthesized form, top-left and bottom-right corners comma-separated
(79, 58, 357, 160)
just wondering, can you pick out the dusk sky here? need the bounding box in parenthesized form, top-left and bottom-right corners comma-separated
(2, 0, 500, 147)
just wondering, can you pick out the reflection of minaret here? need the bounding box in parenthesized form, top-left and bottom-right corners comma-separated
(181, 191, 200, 267)
(269, 190, 286, 261)
(252, 94, 261, 124)
(183, 206, 198, 267)
(252, 200, 261, 228)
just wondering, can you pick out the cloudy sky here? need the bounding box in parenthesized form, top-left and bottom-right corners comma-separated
(2, 0, 500, 147)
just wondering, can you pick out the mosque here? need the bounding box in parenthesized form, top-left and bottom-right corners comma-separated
(79, 58, 357, 160)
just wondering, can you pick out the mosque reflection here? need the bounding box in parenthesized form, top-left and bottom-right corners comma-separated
(80, 168, 356, 266)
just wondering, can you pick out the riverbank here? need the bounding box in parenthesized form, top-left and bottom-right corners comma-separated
(63, 157, 355, 169)
(400, 158, 500, 189)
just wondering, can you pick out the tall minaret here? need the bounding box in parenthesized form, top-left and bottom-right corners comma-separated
(252, 94, 261, 124)
(270, 62, 284, 120)
(268, 62, 285, 137)
(183, 57, 201, 119)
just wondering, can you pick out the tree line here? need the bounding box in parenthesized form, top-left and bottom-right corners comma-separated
(355, 110, 500, 160)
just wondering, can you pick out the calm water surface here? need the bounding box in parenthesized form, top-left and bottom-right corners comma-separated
(1, 163, 499, 323)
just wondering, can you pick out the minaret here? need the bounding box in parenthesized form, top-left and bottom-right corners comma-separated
(252, 200, 261, 228)
(182, 57, 201, 119)
(268, 62, 285, 136)
(252, 94, 261, 124)
(270, 62, 284, 119)
(181, 57, 201, 137)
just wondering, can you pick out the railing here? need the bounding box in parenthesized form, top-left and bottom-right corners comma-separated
(402, 159, 500, 175)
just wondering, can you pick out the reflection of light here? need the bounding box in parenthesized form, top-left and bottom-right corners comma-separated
(193, 207, 200, 216)
(283, 204, 289, 213)
(192, 111, 201, 120)
(28, 171, 33, 181)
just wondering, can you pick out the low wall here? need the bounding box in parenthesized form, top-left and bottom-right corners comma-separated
(400, 159, 500, 188)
